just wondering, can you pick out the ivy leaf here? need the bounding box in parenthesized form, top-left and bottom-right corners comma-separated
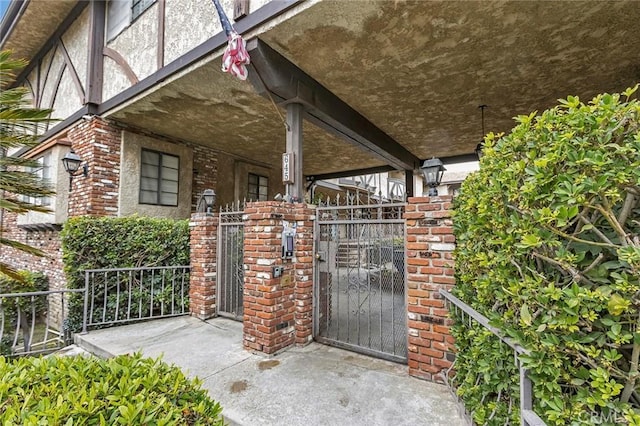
(520, 304, 532, 326)
(607, 293, 629, 316)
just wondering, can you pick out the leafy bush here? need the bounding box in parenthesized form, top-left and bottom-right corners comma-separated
(61, 216, 190, 331)
(0, 353, 224, 425)
(0, 271, 49, 356)
(453, 87, 640, 425)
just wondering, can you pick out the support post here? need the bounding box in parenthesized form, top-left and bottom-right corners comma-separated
(86, 0, 105, 107)
(405, 169, 414, 199)
(286, 103, 304, 201)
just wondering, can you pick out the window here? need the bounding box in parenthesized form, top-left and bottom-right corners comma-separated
(139, 149, 179, 206)
(248, 173, 268, 201)
(107, 0, 156, 41)
(23, 154, 51, 207)
(132, 0, 155, 20)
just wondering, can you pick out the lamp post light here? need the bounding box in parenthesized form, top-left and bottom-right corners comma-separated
(420, 157, 446, 196)
(61, 150, 88, 191)
(199, 189, 216, 214)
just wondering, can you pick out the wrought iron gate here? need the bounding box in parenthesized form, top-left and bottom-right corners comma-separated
(217, 203, 244, 320)
(314, 195, 407, 363)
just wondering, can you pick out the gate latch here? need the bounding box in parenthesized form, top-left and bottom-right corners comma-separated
(315, 252, 325, 262)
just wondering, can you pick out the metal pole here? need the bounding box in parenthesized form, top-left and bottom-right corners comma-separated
(520, 365, 533, 426)
(286, 102, 304, 201)
(82, 271, 89, 334)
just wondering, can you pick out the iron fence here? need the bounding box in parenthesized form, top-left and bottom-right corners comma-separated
(217, 202, 245, 320)
(82, 266, 190, 332)
(440, 289, 547, 426)
(0, 288, 84, 357)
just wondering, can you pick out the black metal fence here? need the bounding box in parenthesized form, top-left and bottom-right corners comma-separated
(0, 265, 190, 357)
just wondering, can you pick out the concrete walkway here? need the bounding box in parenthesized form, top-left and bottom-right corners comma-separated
(76, 316, 469, 426)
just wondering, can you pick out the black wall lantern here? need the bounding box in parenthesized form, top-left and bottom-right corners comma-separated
(420, 157, 446, 196)
(61, 150, 88, 191)
(198, 189, 217, 214)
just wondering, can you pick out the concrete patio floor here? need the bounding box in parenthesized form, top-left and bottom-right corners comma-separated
(75, 316, 469, 426)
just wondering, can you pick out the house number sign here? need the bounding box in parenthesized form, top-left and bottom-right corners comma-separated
(282, 153, 294, 184)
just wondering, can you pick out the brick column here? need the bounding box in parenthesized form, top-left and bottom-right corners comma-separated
(189, 213, 218, 319)
(292, 205, 315, 345)
(405, 196, 456, 382)
(67, 116, 121, 217)
(242, 202, 315, 354)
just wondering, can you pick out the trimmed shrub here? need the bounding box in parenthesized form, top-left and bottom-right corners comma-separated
(453, 87, 640, 425)
(0, 353, 224, 425)
(60, 216, 190, 331)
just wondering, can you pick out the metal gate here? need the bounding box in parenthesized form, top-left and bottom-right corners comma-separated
(217, 203, 244, 320)
(314, 195, 407, 363)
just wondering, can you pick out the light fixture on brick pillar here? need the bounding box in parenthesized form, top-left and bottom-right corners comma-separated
(420, 157, 446, 196)
(61, 150, 88, 191)
(198, 189, 216, 214)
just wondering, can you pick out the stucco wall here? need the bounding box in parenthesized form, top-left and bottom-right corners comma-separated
(16, 145, 70, 226)
(164, 0, 235, 65)
(103, 2, 159, 101)
(25, 8, 89, 119)
(119, 131, 193, 218)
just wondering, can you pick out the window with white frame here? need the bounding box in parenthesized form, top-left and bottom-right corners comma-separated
(139, 149, 179, 206)
(248, 173, 268, 201)
(107, 0, 157, 41)
(22, 154, 52, 207)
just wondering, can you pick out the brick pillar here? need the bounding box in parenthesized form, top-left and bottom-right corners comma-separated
(189, 213, 218, 319)
(405, 196, 456, 382)
(293, 204, 315, 345)
(242, 202, 315, 354)
(67, 116, 121, 217)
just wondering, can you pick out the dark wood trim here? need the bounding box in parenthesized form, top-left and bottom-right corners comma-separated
(103, 47, 140, 84)
(40, 42, 59, 107)
(24, 137, 71, 159)
(24, 77, 35, 103)
(97, 0, 303, 115)
(38, 105, 90, 144)
(404, 170, 414, 198)
(11, 1, 89, 88)
(35, 58, 41, 107)
(49, 62, 68, 110)
(0, 0, 29, 47)
(247, 38, 420, 171)
(58, 39, 86, 103)
(439, 153, 480, 165)
(308, 165, 396, 182)
(157, 0, 165, 70)
(86, 0, 106, 106)
(46, 62, 68, 132)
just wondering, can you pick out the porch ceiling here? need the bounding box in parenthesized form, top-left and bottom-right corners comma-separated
(107, 0, 640, 176)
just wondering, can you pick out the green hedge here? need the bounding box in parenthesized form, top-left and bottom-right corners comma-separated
(453, 87, 640, 425)
(0, 353, 224, 425)
(61, 216, 190, 331)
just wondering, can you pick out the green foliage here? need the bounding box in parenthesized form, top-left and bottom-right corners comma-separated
(0, 271, 49, 356)
(0, 50, 56, 281)
(61, 216, 190, 331)
(0, 352, 224, 425)
(453, 87, 640, 425)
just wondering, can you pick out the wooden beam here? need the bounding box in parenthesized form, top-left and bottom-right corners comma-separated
(286, 103, 304, 201)
(405, 170, 414, 198)
(86, 0, 105, 106)
(157, 0, 165, 69)
(307, 165, 396, 182)
(247, 39, 420, 172)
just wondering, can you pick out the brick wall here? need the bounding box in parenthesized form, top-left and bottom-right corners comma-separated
(405, 196, 456, 382)
(189, 213, 218, 319)
(191, 144, 218, 212)
(242, 202, 314, 354)
(0, 210, 66, 327)
(67, 116, 121, 217)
